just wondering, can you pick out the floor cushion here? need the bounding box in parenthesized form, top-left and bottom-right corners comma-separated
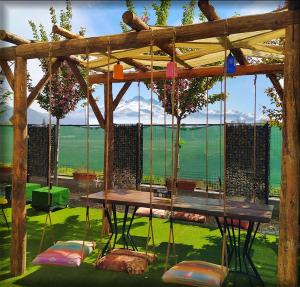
(110, 248, 156, 263)
(172, 212, 206, 223)
(32, 240, 94, 267)
(135, 207, 169, 219)
(218, 217, 249, 230)
(162, 260, 228, 287)
(95, 249, 150, 274)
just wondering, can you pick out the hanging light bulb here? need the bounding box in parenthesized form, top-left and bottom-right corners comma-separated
(166, 61, 178, 79)
(113, 61, 124, 80)
(226, 52, 236, 74)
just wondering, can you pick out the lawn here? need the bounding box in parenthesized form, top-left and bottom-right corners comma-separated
(0, 205, 278, 287)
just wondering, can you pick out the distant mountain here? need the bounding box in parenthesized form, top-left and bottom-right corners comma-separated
(0, 105, 48, 125)
(1, 97, 262, 126)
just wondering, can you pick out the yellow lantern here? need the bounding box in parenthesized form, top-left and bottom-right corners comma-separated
(113, 61, 124, 80)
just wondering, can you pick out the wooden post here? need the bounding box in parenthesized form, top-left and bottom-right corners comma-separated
(103, 82, 114, 189)
(278, 1, 300, 286)
(11, 57, 27, 276)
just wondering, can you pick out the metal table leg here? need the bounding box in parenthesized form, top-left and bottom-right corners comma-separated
(121, 205, 129, 249)
(101, 203, 115, 257)
(126, 206, 138, 251)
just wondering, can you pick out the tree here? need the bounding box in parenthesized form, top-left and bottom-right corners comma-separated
(0, 89, 11, 116)
(28, 0, 86, 183)
(121, 0, 223, 183)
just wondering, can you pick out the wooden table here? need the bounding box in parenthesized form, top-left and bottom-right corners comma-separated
(85, 189, 273, 285)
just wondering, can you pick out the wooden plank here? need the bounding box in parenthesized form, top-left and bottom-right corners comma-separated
(0, 60, 14, 89)
(277, 2, 300, 286)
(89, 63, 284, 84)
(0, 30, 31, 45)
(122, 11, 192, 69)
(1, 10, 297, 60)
(66, 59, 105, 128)
(112, 82, 132, 111)
(11, 57, 27, 276)
(84, 190, 273, 223)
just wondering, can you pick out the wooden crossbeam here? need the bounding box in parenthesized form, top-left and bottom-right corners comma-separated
(0, 10, 298, 61)
(0, 30, 31, 45)
(89, 63, 283, 84)
(52, 25, 83, 39)
(122, 11, 192, 69)
(0, 60, 14, 89)
(198, 0, 284, 98)
(66, 59, 105, 128)
(27, 59, 61, 108)
(112, 82, 132, 111)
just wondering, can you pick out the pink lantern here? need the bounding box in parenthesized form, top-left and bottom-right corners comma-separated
(166, 61, 178, 79)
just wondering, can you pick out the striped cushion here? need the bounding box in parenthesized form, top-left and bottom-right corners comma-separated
(162, 260, 228, 287)
(32, 240, 94, 267)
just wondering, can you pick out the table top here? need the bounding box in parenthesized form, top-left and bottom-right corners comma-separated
(84, 189, 273, 223)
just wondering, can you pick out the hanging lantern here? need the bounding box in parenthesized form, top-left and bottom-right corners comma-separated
(113, 61, 124, 80)
(166, 61, 178, 79)
(226, 52, 236, 74)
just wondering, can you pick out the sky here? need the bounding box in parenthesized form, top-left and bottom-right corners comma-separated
(0, 0, 284, 123)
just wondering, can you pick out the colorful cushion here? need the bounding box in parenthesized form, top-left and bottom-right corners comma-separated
(0, 197, 8, 205)
(110, 248, 156, 263)
(136, 207, 169, 219)
(32, 240, 94, 267)
(218, 217, 249, 230)
(162, 260, 228, 287)
(95, 249, 150, 274)
(172, 212, 206, 223)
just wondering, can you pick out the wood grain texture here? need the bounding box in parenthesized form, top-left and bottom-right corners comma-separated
(52, 25, 83, 39)
(0, 60, 14, 89)
(277, 2, 300, 286)
(1, 10, 297, 60)
(11, 57, 27, 276)
(83, 190, 273, 223)
(90, 63, 284, 84)
(0, 30, 30, 45)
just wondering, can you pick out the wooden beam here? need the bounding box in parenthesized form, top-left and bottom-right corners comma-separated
(0, 60, 14, 89)
(103, 82, 114, 189)
(199, 0, 284, 100)
(52, 25, 83, 39)
(267, 74, 284, 101)
(27, 59, 61, 108)
(90, 63, 284, 84)
(112, 82, 132, 111)
(121, 57, 150, 72)
(122, 11, 192, 69)
(66, 59, 105, 128)
(0, 30, 31, 45)
(11, 57, 27, 276)
(1, 9, 296, 61)
(278, 2, 300, 286)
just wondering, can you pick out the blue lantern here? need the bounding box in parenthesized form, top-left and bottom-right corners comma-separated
(226, 52, 236, 74)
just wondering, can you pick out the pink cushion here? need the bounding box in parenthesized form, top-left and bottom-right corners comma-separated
(218, 217, 249, 230)
(136, 207, 168, 219)
(172, 212, 206, 223)
(32, 240, 94, 267)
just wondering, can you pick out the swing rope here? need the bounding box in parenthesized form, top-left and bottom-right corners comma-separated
(205, 78, 209, 194)
(165, 28, 178, 269)
(39, 43, 56, 254)
(145, 30, 155, 255)
(164, 81, 167, 181)
(137, 81, 141, 190)
(219, 79, 223, 199)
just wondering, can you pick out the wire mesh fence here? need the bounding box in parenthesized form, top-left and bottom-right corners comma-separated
(0, 124, 282, 195)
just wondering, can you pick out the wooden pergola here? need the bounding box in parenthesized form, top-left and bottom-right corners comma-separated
(0, 1, 299, 285)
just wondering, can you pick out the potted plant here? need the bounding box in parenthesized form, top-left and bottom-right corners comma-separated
(166, 177, 196, 192)
(0, 163, 12, 175)
(73, 168, 97, 181)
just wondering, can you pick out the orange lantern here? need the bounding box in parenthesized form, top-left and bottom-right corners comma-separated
(113, 61, 124, 80)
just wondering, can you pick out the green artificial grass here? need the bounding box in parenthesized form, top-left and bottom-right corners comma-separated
(0, 205, 278, 287)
